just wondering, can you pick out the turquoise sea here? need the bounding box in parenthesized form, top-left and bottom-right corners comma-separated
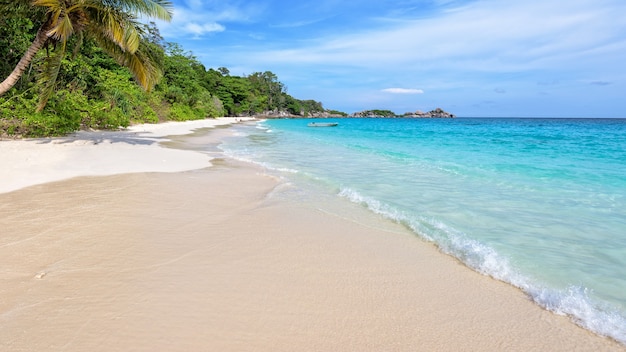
(218, 117, 626, 344)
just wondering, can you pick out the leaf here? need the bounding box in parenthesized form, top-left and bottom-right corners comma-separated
(37, 41, 66, 112)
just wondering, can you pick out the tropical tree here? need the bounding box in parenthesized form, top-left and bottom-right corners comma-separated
(248, 71, 284, 112)
(0, 3, 37, 86)
(0, 0, 173, 111)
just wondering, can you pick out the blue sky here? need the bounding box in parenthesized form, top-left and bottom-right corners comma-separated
(157, 0, 626, 117)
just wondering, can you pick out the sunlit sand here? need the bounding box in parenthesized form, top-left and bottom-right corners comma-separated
(0, 119, 622, 351)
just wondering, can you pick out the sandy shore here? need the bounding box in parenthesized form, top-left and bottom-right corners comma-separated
(0, 118, 250, 194)
(0, 119, 623, 351)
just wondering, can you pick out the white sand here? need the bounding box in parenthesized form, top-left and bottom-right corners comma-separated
(0, 117, 253, 194)
(0, 118, 623, 351)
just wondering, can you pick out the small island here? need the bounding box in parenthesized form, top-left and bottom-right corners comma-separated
(350, 107, 455, 118)
(403, 108, 455, 118)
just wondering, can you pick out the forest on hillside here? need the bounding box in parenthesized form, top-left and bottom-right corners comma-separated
(0, 1, 340, 138)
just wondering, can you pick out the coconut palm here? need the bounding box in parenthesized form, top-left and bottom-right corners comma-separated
(0, 0, 173, 111)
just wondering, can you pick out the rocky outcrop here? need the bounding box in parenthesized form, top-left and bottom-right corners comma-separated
(349, 109, 396, 118)
(255, 107, 455, 119)
(403, 108, 455, 118)
(254, 109, 346, 119)
(349, 108, 455, 118)
(306, 111, 346, 118)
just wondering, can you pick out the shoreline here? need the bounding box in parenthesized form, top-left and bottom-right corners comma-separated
(0, 117, 254, 194)
(1, 119, 623, 351)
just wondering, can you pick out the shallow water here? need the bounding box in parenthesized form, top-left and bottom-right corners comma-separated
(219, 117, 626, 344)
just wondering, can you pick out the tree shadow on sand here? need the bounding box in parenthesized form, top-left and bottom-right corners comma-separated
(33, 129, 164, 146)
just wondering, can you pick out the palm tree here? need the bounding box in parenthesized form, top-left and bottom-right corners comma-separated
(0, 0, 173, 111)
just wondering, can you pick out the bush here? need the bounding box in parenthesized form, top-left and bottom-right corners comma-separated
(0, 92, 80, 137)
(168, 103, 197, 121)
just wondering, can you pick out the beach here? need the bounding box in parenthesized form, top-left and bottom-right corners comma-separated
(0, 118, 623, 351)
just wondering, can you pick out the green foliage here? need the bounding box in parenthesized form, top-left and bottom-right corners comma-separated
(247, 71, 284, 112)
(358, 109, 397, 117)
(0, 6, 38, 91)
(299, 99, 324, 115)
(327, 110, 348, 117)
(0, 0, 173, 111)
(0, 8, 343, 138)
(0, 91, 80, 137)
(168, 103, 197, 121)
(93, 68, 157, 124)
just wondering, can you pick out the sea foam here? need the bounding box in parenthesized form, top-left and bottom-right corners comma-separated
(339, 186, 626, 345)
(221, 117, 626, 346)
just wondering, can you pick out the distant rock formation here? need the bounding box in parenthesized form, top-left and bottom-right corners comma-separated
(403, 108, 455, 118)
(255, 109, 346, 119)
(349, 109, 396, 117)
(306, 111, 347, 118)
(255, 107, 455, 119)
(349, 108, 455, 118)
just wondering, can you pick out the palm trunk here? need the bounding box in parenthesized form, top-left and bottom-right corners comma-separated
(0, 21, 51, 96)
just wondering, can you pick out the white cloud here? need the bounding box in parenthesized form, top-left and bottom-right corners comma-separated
(161, 0, 626, 117)
(248, 0, 626, 73)
(158, 1, 262, 38)
(184, 22, 225, 36)
(382, 88, 424, 94)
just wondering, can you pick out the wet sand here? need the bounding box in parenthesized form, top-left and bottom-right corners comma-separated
(0, 121, 623, 351)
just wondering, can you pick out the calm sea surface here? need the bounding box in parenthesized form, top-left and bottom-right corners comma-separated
(218, 117, 626, 343)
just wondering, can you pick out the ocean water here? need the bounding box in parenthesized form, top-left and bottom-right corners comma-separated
(218, 117, 626, 344)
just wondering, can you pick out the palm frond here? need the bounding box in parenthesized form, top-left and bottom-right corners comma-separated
(122, 22, 140, 53)
(32, 0, 63, 9)
(1, 0, 171, 100)
(37, 41, 66, 111)
(71, 31, 84, 59)
(124, 48, 161, 91)
(87, 5, 140, 53)
(116, 0, 173, 21)
(91, 30, 161, 91)
(47, 13, 75, 41)
(85, 0, 172, 21)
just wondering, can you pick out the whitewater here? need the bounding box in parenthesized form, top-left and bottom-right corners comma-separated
(219, 117, 626, 344)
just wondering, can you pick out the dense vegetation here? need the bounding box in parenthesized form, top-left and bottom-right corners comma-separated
(351, 109, 397, 117)
(0, 2, 332, 138)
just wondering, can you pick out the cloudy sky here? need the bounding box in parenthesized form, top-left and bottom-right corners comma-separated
(157, 0, 626, 117)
